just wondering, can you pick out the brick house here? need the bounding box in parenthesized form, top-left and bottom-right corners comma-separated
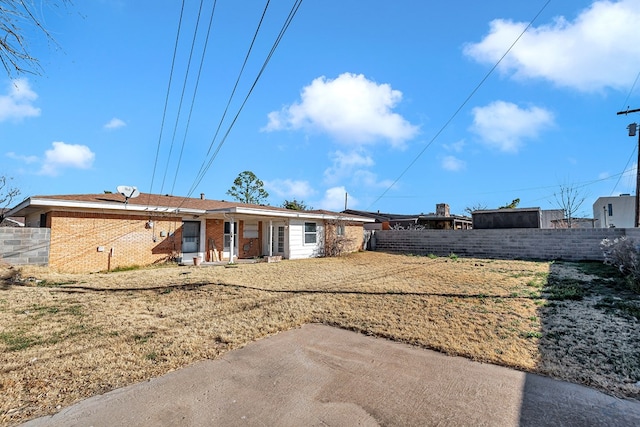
(5, 192, 373, 273)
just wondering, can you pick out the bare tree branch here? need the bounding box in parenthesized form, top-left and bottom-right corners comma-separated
(0, 175, 20, 222)
(0, 0, 70, 77)
(552, 184, 587, 228)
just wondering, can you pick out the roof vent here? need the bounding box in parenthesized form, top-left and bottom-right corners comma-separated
(200, 193, 205, 200)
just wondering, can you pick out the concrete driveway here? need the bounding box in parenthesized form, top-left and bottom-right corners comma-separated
(22, 324, 640, 426)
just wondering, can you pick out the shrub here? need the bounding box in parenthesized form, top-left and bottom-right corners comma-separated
(601, 237, 640, 293)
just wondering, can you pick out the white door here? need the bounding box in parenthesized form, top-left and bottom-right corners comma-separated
(275, 223, 287, 257)
(223, 221, 238, 260)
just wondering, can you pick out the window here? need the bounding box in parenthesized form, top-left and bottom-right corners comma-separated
(304, 222, 317, 244)
(277, 226, 285, 253)
(608, 203, 613, 217)
(336, 224, 345, 236)
(243, 221, 258, 238)
(224, 221, 238, 250)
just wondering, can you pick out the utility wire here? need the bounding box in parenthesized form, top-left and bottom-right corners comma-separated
(148, 0, 186, 202)
(159, 0, 206, 195)
(185, 0, 303, 199)
(187, 0, 272, 196)
(621, 70, 640, 111)
(366, 0, 552, 210)
(610, 145, 637, 195)
(170, 0, 218, 195)
(613, 69, 640, 196)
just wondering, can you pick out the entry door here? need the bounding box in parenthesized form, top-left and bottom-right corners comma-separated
(182, 221, 200, 253)
(223, 221, 238, 259)
(276, 226, 285, 255)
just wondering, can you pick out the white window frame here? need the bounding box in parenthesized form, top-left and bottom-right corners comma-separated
(304, 222, 317, 245)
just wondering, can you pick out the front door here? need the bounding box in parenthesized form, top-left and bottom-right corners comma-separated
(223, 221, 238, 260)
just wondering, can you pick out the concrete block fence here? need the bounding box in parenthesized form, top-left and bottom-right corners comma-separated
(0, 227, 50, 266)
(372, 228, 640, 262)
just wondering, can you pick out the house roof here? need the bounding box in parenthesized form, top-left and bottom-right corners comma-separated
(7, 193, 375, 223)
(341, 209, 421, 222)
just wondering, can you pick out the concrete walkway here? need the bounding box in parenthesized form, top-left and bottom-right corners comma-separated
(22, 324, 640, 426)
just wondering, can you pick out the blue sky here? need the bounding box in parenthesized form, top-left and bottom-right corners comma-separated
(2, 0, 640, 217)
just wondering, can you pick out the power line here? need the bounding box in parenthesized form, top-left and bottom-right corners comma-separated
(189, 0, 273, 195)
(159, 0, 207, 195)
(366, 0, 552, 210)
(185, 0, 304, 199)
(148, 0, 186, 199)
(621, 70, 640, 112)
(610, 145, 637, 195)
(170, 0, 218, 195)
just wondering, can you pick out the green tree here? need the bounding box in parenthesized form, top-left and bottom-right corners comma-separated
(499, 198, 520, 209)
(282, 199, 312, 211)
(226, 171, 269, 205)
(0, 1, 71, 77)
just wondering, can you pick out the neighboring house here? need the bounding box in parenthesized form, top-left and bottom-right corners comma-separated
(0, 208, 24, 227)
(473, 207, 595, 229)
(343, 203, 471, 231)
(5, 192, 374, 273)
(417, 204, 472, 230)
(342, 209, 420, 230)
(593, 194, 636, 228)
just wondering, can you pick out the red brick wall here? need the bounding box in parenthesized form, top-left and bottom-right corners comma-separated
(238, 220, 262, 259)
(49, 211, 182, 273)
(204, 219, 224, 261)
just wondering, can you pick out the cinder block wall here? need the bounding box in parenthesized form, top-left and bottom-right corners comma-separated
(373, 228, 640, 261)
(0, 227, 50, 266)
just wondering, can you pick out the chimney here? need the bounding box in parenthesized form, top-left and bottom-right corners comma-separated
(200, 193, 205, 200)
(436, 203, 450, 217)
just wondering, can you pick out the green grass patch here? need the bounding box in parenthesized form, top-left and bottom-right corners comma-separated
(545, 277, 585, 301)
(133, 331, 155, 344)
(0, 330, 42, 351)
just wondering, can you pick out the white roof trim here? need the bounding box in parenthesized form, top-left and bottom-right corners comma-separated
(7, 197, 374, 223)
(10, 197, 206, 216)
(207, 206, 375, 222)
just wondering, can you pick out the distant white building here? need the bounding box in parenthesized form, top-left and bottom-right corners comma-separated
(592, 194, 636, 228)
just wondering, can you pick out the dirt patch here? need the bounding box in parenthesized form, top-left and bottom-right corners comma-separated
(1, 252, 639, 425)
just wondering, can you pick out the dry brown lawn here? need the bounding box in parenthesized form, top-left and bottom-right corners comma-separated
(1, 251, 640, 425)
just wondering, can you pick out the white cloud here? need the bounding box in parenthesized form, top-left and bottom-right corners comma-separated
(104, 117, 126, 130)
(470, 100, 554, 152)
(324, 150, 374, 184)
(0, 78, 41, 121)
(442, 155, 466, 171)
(443, 140, 465, 153)
(317, 186, 356, 211)
(464, 0, 640, 92)
(263, 73, 419, 147)
(39, 141, 95, 176)
(264, 179, 316, 199)
(6, 151, 38, 164)
(351, 170, 394, 188)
